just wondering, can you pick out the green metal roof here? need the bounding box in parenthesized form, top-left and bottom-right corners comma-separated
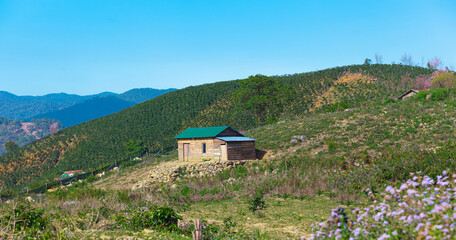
(174, 126, 241, 139)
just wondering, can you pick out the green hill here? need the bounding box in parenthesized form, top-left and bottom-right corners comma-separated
(0, 64, 433, 189)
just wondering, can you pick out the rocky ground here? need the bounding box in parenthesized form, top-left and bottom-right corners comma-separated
(131, 159, 254, 190)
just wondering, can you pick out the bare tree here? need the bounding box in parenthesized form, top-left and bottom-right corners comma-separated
(374, 53, 383, 64)
(400, 53, 413, 66)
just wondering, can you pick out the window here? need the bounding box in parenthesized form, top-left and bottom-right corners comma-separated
(202, 143, 206, 153)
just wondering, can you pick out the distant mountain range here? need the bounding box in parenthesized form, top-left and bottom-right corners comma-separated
(29, 88, 176, 127)
(0, 88, 176, 153)
(0, 88, 177, 126)
(0, 91, 112, 120)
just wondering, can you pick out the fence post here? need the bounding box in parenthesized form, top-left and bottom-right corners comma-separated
(192, 220, 202, 240)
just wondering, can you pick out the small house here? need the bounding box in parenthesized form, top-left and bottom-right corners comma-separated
(398, 89, 429, 100)
(58, 170, 84, 179)
(174, 126, 256, 161)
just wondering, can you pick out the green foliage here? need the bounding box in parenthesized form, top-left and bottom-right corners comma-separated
(233, 74, 295, 125)
(248, 193, 267, 214)
(223, 216, 237, 233)
(324, 102, 350, 112)
(114, 206, 181, 231)
(4, 140, 19, 152)
(413, 88, 450, 102)
(85, 174, 96, 183)
(2, 204, 48, 231)
(431, 71, 456, 88)
(429, 88, 450, 101)
(126, 140, 147, 158)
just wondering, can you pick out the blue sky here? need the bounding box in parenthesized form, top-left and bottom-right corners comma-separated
(0, 0, 455, 96)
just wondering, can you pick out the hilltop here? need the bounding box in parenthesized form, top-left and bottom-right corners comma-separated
(0, 64, 433, 189)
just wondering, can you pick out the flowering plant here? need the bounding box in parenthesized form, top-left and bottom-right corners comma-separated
(310, 171, 456, 239)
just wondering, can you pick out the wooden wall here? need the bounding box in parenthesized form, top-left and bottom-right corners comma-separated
(218, 128, 243, 137)
(226, 141, 256, 160)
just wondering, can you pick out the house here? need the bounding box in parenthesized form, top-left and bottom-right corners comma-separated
(398, 89, 430, 100)
(58, 170, 84, 179)
(174, 126, 256, 161)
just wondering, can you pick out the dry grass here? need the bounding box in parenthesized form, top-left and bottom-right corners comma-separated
(179, 196, 359, 239)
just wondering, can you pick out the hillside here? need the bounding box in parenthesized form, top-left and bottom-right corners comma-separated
(59, 87, 456, 239)
(0, 64, 433, 189)
(0, 117, 62, 155)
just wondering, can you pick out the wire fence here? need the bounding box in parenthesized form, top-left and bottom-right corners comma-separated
(1, 146, 176, 199)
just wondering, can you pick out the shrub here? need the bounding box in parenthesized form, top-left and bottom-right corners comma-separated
(85, 174, 96, 183)
(2, 204, 48, 231)
(151, 206, 182, 230)
(429, 88, 449, 101)
(114, 206, 181, 232)
(248, 193, 267, 215)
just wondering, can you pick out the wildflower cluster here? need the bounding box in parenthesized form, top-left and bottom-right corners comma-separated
(310, 171, 456, 239)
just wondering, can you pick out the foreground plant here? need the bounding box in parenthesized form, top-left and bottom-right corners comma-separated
(309, 171, 456, 239)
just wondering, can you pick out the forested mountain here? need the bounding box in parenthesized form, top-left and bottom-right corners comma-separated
(0, 117, 62, 155)
(30, 96, 135, 127)
(0, 88, 176, 120)
(0, 64, 434, 188)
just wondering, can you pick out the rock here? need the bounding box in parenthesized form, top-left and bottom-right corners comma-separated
(62, 201, 77, 208)
(291, 135, 307, 143)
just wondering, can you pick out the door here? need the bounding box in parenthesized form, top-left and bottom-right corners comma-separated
(183, 143, 190, 161)
(221, 144, 228, 161)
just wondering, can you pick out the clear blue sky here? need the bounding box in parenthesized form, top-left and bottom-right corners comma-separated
(0, 0, 455, 96)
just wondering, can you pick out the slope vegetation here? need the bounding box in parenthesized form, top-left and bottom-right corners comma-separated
(0, 117, 62, 155)
(0, 64, 433, 189)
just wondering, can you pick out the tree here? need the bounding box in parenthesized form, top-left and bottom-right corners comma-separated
(4, 141, 19, 152)
(364, 58, 372, 65)
(428, 57, 442, 70)
(126, 140, 147, 158)
(374, 54, 383, 64)
(234, 74, 294, 125)
(431, 71, 456, 88)
(400, 53, 413, 66)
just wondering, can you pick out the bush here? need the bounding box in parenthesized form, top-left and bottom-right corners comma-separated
(151, 206, 182, 230)
(2, 204, 48, 231)
(114, 206, 181, 232)
(429, 88, 449, 101)
(248, 194, 267, 215)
